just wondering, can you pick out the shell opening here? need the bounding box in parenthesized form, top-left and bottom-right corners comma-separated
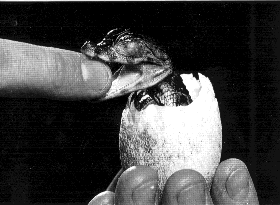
(181, 73, 202, 102)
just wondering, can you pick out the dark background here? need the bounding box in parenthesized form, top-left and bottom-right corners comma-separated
(0, 2, 279, 204)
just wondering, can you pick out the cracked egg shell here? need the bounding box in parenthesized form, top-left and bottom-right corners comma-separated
(119, 73, 222, 198)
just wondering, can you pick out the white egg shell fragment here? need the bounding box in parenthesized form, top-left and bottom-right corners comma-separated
(119, 73, 222, 194)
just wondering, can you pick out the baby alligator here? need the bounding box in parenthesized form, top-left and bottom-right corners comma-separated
(81, 28, 193, 111)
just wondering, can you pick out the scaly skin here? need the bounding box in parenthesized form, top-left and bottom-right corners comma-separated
(81, 28, 192, 109)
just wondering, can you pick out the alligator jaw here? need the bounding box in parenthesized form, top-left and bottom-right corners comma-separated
(98, 63, 172, 101)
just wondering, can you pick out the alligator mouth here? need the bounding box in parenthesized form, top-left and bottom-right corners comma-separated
(102, 63, 171, 100)
(82, 50, 172, 102)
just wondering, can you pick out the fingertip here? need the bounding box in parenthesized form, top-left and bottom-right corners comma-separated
(226, 167, 249, 200)
(106, 168, 124, 192)
(164, 169, 206, 194)
(115, 166, 158, 205)
(162, 169, 207, 205)
(132, 179, 158, 205)
(116, 166, 158, 190)
(211, 158, 259, 205)
(81, 58, 112, 98)
(88, 191, 114, 205)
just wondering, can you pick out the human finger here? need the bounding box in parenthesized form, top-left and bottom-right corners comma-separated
(106, 168, 124, 192)
(114, 166, 158, 205)
(88, 191, 114, 205)
(161, 169, 213, 205)
(0, 38, 112, 99)
(211, 158, 259, 205)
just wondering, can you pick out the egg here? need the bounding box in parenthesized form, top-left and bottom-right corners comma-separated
(119, 73, 222, 200)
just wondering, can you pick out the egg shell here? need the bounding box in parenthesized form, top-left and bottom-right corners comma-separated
(119, 73, 222, 197)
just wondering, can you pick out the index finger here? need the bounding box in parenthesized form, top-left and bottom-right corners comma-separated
(0, 38, 112, 99)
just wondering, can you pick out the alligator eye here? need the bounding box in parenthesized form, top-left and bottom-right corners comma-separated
(105, 28, 131, 43)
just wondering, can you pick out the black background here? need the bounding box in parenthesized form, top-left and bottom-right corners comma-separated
(0, 2, 280, 204)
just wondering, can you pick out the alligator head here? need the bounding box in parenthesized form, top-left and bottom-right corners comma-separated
(81, 28, 172, 101)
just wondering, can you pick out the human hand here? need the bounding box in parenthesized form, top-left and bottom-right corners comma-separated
(0, 38, 112, 99)
(88, 158, 259, 205)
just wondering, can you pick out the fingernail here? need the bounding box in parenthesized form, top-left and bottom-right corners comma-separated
(81, 59, 111, 94)
(226, 168, 249, 200)
(177, 183, 206, 205)
(132, 180, 158, 205)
